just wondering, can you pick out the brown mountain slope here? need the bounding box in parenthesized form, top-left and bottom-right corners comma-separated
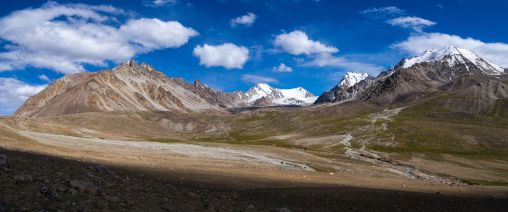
(14, 61, 225, 117)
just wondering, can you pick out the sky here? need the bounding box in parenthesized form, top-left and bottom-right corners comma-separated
(0, 0, 507, 115)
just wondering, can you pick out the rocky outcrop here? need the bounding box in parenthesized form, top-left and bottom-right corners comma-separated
(252, 96, 271, 107)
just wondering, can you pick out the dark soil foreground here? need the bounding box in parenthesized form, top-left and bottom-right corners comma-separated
(0, 149, 507, 212)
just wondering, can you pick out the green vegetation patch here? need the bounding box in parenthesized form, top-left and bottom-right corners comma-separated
(462, 179, 508, 186)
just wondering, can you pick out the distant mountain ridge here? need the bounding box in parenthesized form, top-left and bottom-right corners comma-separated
(14, 61, 317, 117)
(315, 46, 508, 105)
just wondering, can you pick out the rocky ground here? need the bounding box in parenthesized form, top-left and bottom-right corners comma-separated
(1, 148, 507, 212)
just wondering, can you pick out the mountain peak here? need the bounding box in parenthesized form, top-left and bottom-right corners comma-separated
(402, 46, 504, 75)
(253, 83, 274, 93)
(338, 72, 370, 88)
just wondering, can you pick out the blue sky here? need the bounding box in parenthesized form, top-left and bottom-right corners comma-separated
(0, 0, 507, 115)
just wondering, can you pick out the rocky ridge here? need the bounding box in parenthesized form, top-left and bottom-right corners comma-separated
(14, 61, 317, 117)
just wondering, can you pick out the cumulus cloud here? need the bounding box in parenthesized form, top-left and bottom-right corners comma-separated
(387, 16, 436, 32)
(230, 12, 257, 27)
(120, 18, 198, 50)
(360, 6, 405, 19)
(392, 33, 508, 68)
(0, 1, 198, 74)
(273, 63, 293, 72)
(0, 77, 46, 115)
(274, 30, 338, 55)
(144, 0, 177, 7)
(241, 74, 279, 84)
(193, 43, 249, 69)
(302, 53, 385, 75)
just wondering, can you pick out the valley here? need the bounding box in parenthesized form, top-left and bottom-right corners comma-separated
(2, 46, 508, 210)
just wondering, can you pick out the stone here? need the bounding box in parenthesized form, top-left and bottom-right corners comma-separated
(56, 172, 71, 181)
(70, 180, 97, 194)
(0, 154, 9, 170)
(277, 208, 291, 212)
(105, 195, 121, 203)
(69, 188, 79, 195)
(86, 172, 105, 183)
(188, 192, 200, 198)
(207, 204, 217, 212)
(96, 165, 108, 173)
(13, 174, 32, 182)
(52, 184, 68, 192)
(40, 187, 55, 199)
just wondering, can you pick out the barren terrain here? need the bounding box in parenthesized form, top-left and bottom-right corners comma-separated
(1, 102, 508, 211)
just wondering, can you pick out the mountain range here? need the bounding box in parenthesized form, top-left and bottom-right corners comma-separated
(316, 46, 508, 106)
(14, 46, 508, 117)
(13, 61, 317, 117)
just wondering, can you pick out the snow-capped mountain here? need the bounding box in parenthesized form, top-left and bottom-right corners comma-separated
(316, 46, 508, 105)
(401, 47, 504, 75)
(338, 72, 370, 88)
(315, 72, 374, 103)
(243, 83, 317, 105)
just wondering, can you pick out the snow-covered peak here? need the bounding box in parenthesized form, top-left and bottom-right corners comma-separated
(245, 84, 317, 105)
(338, 72, 370, 88)
(254, 83, 274, 94)
(402, 46, 504, 75)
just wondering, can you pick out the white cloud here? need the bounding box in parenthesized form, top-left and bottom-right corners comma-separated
(392, 33, 508, 68)
(273, 63, 293, 72)
(241, 74, 279, 84)
(302, 53, 385, 75)
(38, 75, 51, 82)
(120, 18, 198, 50)
(360, 6, 405, 19)
(0, 2, 198, 74)
(387, 16, 436, 32)
(193, 43, 249, 69)
(273, 30, 338, 55)
(0, 77, 46, 115)
(144, 0, 177, 7)
(230, 12, 257, 27)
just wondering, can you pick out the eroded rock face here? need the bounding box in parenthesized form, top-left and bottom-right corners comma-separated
(13, 61, 225, 117)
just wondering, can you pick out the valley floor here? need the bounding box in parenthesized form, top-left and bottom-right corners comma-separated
(1, 127, 507, 211)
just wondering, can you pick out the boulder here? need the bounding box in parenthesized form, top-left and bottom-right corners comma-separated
(70, 180, 97, 194)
